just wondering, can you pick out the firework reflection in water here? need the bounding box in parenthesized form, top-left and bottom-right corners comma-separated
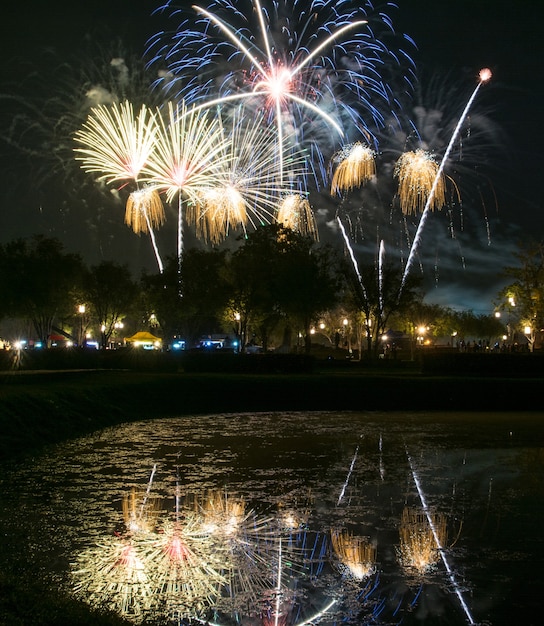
(397, 506, 448, 575)
(72, 482, 329, 624)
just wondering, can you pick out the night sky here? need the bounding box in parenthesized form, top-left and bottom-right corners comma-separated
(1, 0, 542, 314)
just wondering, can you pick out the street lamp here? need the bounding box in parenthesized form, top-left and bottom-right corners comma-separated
(78, 304, 86, 347)
(234, 312, 241, 352)
(524, 325, 532, 351)
(417, 325, 427, 346)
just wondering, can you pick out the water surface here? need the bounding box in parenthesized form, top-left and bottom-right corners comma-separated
(1, 411, 543, 625)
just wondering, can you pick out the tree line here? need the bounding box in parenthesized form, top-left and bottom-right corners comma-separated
(0, 226, 517, 358)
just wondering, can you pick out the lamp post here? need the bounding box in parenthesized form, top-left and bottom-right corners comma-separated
(78, 304, 86, 347)
(524, 325, 533, 352)
(417, 325, 427, 346)
(234, 312, 241, 352)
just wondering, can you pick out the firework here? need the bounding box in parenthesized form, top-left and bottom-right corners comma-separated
(276, 194, 318, 240)
(197, 489, 281, 603)
(125, 188, 165, 235)
(200, 489, 248, 536)
(406, 448, 476, 624)
(394, 149, 446, 215)
(330, 142, 376, 196)
(149, 0, 416, 185)
(188, 110, 304, 244)
(191, 186, 249, 244)
(331, 529, 376, 579)
(337, 439, 360, 506)
(142, 101, 232, 259)
(124, 188, 165, 272)
(141, 518, 226, 618)
(74, 101, 165, 271)
(336, 216, 368, 305)
(398, 506, 447, 574)
(74, 101, 158, 184)
(400, 69, 492, 293)
(122, 487, 163, 535)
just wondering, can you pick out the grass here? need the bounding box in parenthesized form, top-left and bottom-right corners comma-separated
(1, 354, 544, 461)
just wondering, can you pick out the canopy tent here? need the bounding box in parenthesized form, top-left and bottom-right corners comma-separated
(125, 331, 162, 346)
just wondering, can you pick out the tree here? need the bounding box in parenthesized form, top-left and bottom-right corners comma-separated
(140, 256, 184, 345)
(141, 249, 230, 347)
(224, 228, 281, 352)
(0, 236, 85, 345)
(180, 248, 231, 345)
(342, 257, 423, 359)
(84, 261, 138, 348)
(497, 240, 544, 351)
(274, 232, 342, 353)
(224, 224, 342, 353)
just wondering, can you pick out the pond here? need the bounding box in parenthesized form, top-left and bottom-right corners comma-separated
(1, 411, 543, 625)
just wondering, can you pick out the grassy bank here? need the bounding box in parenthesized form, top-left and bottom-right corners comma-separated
(1, 358, 544, 461)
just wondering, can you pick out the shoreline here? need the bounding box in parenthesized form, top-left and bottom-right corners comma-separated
(1, 366, 543, 461)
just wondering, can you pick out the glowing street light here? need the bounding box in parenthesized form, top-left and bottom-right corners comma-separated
(77, 304, 86, 347)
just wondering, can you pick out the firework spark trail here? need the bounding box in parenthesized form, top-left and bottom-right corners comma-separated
(337, 437, 361, 506)
(337, 216, 368, 306)
(400, 69, 492, 295)
(379, 433, 385, 481)
(274, 538, 282, 626)
(405, 448, 476, 625)
(294, 599, 337, 625)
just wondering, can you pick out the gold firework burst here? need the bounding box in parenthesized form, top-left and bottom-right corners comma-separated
(330, 142, 376, 196)
(277, 194, 319, 240)
(189, 185, 248, 245)
(125, 188, 166, 235)
(190, 109, 306, 245)
(394, 149, 446, 215)
(74, 101, 159, 184)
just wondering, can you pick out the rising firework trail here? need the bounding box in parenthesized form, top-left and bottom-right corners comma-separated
(337, 216, 368, 306)
(399, 69, 492, 294)
(378, 239, 385, 317)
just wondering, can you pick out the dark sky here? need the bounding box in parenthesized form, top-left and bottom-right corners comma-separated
(1, 0, 542, 313)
